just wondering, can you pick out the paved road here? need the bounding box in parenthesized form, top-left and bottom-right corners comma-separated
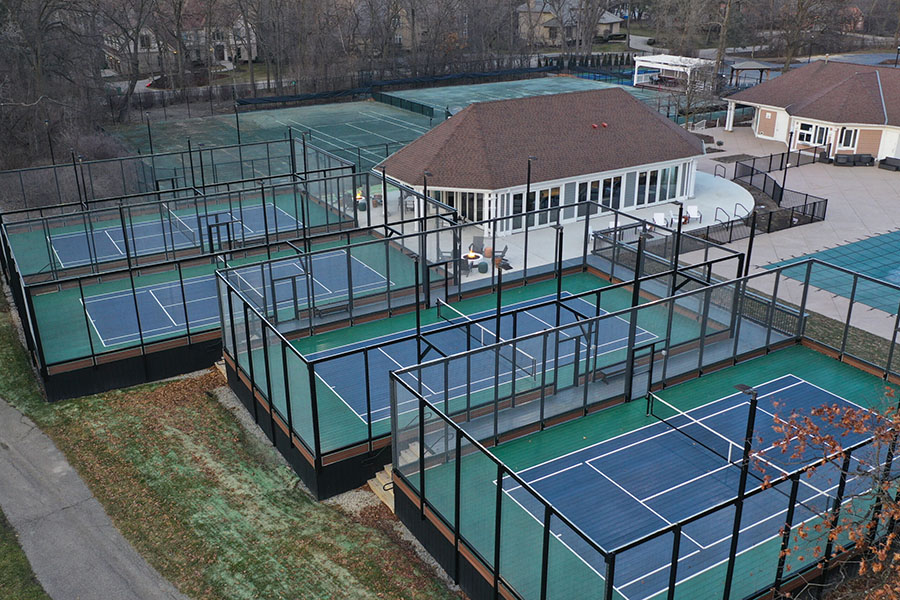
(0, 398, 188, 600)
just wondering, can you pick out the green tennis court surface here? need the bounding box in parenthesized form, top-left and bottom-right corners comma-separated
(386, 75, 669, 113)
(767, 230, 900, 314)
(113, 101, 437, 171)
(418, 344, 896, 599)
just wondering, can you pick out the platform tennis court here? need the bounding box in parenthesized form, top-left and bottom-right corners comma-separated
(50, 203, 299, 268)
(768, 230, 900, 314)
(307, 293, 657, 424)
(82, 250, 389, 347)
(502, 373, 874, 599)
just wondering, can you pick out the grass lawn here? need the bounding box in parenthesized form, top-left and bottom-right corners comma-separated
(0, 294, 459, 600)
(0, 510, 50, 600)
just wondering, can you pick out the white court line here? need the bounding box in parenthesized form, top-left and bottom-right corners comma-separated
(274, 117, 385, 161)
(149, 289, 178, 326)
(345, 122, 400, 143)
(47, 236, 66, 268)
(378, 347, 439, 397)
(79, 297, 109, 348)
(105, 230, 125, 255)
(584, 462, 705, 549)
(357, 110, 431, 135)
(499, 484, 629, 597)
(514, 374, 801, 476)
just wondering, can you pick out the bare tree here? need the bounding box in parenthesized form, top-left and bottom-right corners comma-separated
(95, 0, 157, 119)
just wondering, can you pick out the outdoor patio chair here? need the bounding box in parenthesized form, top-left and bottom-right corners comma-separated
(404, 197, 417, 212)
(469, 236, 485, 254)
(853, 154, 874, 167)
(687, 206, 702, 223)
(818, 151, 832, 164)
(834, 154, 852, 166)
(652, 213, 668, 228)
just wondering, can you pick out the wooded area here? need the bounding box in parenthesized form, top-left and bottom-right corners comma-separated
(0, 0, 898, 169)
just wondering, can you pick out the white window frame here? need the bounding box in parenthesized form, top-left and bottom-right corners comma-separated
(797, 123, 813, 144)
(837, 128, 858, 150)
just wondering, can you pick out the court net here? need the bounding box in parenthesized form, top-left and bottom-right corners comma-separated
(436, 299, 537, 379)
(648, 392, 743, 464)
(647, 392, 833, 511)
(165, 205, 198, 245)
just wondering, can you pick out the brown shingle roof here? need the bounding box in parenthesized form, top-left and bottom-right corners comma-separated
(727, 61, 899, 126)
(379, 88, 704, 191)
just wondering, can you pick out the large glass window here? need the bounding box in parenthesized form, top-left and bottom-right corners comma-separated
(550, 187, 560, 221)
(623, 172, 636, 208)
(637, 172, 648, 205)
(538, 189, 549, 225)
(659, 169, 670, 202)
(526, 190, 536, 227)
(512, 193, 523, 229)
(611, 176, 622, 210)
(838, 128, 858, 149)
(648, 170, 659, 204)
(668, 166, 679, 199)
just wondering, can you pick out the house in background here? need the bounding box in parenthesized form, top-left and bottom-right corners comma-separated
(517, 1, 623, 47)
(723, 60, 900, 160)
(103, 8, 258, 78)
(380, 88, 703, 236)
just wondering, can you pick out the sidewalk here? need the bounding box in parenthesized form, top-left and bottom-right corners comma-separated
(0, 398, 187, 600)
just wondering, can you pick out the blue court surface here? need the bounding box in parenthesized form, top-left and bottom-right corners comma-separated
(307, 294, 657, 424)
(83, 250, 387, 347)
(503, 374, 875, 599)
(50, 203, 300, 268)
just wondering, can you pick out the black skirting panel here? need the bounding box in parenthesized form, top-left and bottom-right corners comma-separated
(42, 337, 222, 401)
(395, 487, 494, 600)
(224, 360, 392, 500)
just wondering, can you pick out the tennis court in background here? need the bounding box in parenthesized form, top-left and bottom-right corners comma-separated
(307, 293, 657, 424)
(113, 101, 437, 171)
(504, 374, 874, 600)
(385, 75, 670, 114)
(768, 230, 900, 314)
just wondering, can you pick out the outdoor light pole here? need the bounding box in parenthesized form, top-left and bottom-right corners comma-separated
(670, 201, 684, 296)
(723, 384, 760, 597)
(623, 233, 650, 402)
(422, 170, 432, 201)
(895, 46, 899, 67)
(780, 129, 794, 202)
(525, 155, 537, 211)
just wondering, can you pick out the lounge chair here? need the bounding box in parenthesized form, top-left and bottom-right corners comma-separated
(652, 213, 668, 228)
(687, 205, 702, 223)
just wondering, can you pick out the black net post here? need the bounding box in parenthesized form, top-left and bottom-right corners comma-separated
(773, 472, 801, 590)
(667, 525, 682, 599)
(493, 463, 504, 599)
(453, 428, 462, 583)
(540, 504, 552, 600)
(823, 451, 852, 569)
(604, 552, 616, 599)
(307, 359, 323, 472)
(722, 389, 760, 599)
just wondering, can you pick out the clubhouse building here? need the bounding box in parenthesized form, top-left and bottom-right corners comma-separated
(379, 88, 704, 235)
(724, 60, 900, 161)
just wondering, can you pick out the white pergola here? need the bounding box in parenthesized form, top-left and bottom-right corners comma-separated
(633, 54, 716, 86)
